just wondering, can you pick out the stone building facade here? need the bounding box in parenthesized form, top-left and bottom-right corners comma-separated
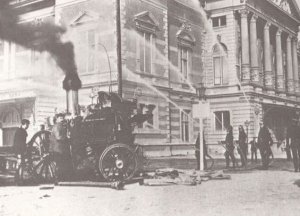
(56, 0, 205, 156)
(0, 0, 206, 157)
(203, 0, 300, 156)
(0, 0, 62, 147)
(1, 0, 299, 159)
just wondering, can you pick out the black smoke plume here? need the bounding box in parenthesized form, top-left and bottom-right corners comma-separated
(0, 0, 81, 91)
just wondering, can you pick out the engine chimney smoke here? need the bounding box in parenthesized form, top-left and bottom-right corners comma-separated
(0, 0, 82, 91)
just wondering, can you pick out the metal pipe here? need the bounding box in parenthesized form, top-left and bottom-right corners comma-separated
(71, 90, 79, 115)
(98, 43, 112, 92)
(66, 91, 70, 113)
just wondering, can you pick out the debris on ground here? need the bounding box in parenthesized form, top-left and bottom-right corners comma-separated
(39, 194, 51, 199)
(39, 186, 55, 190)
(199, 170, 231, 181)
(141, 168, 231, 186)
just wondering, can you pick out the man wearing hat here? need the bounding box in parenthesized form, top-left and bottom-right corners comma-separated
(287, 118, 300, 172)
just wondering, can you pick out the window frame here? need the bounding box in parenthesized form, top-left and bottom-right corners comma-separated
(75, 28, 99, 75)
(14, 43, 32, 78)
(212, 16, 227, 28)
(179, 46, 191, 80)
(138, 31, 155, 74)
(214, 111, 230, 132)
(181, 110, 191, 142)
(213, 43, 228, 86)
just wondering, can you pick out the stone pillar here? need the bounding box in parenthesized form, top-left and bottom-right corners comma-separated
(292, 37, 299, 95)
(264, 22, 273, 89)
(286, 35, 294, 94)
(240, 10, 250, 82)
(276, 29, 284, 92)
(250, 14, 259, 83)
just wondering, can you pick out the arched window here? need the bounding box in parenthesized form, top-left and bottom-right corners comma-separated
(213, 43, 228, 85)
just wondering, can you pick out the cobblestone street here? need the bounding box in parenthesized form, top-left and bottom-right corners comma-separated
(1, 160, 300, 216)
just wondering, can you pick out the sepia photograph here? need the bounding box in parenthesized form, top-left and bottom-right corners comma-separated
(0, 0, 300, 215)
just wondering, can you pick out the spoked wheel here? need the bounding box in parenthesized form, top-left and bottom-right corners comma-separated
(99, 143, 138, 182)
(27, 130, 51, 158)
(27, 130, 56, 183)
(33, 155, 57, 183)
(15, 162, 35, 185)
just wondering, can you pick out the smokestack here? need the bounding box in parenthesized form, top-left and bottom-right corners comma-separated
(0, 0, 82, 115)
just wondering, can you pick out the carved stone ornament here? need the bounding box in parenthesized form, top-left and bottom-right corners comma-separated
(276, 76, 285, 89)
(134, 11, 159, 34)
(180, 22, 192, 32)
(264, 22, 271, 30)
(265, 73, 273, 86)
(271, 0, 291, 14)
(239, 9, 249, 18)
(176, 22, 195, 47)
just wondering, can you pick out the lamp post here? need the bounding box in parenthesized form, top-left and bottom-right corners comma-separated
(196, 84, 206, 170)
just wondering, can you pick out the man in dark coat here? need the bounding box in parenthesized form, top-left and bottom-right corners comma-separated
(225, 125, 235, 168)
(13, 119, 30, 183)
(49, 113, 72, 181)
(13, 119, 30, 163)
(287, 119, 300, 172)
(258, 122, 273, 170)
(238, 125, 247, 167)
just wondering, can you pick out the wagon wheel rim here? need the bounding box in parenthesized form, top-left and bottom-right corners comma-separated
(28, 131, 51, 158)
(33, 156, 57, 183)
(99, 143, 138, 182)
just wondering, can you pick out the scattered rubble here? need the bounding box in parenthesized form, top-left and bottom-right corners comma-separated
(141, 168, 231, 186)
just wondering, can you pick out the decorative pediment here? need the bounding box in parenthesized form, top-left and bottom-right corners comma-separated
(70, 11, 100, 26)
(134, 11, 159, 33)
(271, 0, 291, 13)
(176, 22, 195, 47)
(269, 0, 300, 19)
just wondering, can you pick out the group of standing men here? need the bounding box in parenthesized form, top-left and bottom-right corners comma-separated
(224, 125, 248, 169)
(224, 122, 274, 170)
(13, 113, 72, 183)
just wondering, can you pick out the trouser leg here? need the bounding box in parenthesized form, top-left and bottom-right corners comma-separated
(243, 147, 247, 162)
(297, 145, 300, 171)
(240, 147, 247, 166)
(195, 151, 200, 170)
(260, 148, 267, 168)
(286, 143, 292, 161)
(291, 147, 299, 171)
(229, 151, 236, 167)
(225, 151, 230, 167)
